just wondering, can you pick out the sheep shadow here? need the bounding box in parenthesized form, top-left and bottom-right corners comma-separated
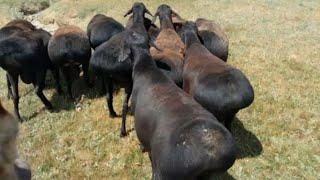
(231, 117, 263, 159)
(47, 72, 105, 111)
(202, 172, 236, 180)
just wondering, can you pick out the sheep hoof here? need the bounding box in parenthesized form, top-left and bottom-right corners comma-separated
(7, 94, 12, 100)
(109, 112, 118, 118)
(87, 83, 94, 88)
(128, 106, 133, 115)
(46, 104, 54, 111)
(57, 88, 63, 95)
(18, 117, 25, 123)
(120, 131, 127, 137)
(140, 144, 147, 152)
(67, 96, 75, 101)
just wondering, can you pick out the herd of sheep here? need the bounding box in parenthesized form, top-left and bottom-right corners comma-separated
(0, 2, 254, 180)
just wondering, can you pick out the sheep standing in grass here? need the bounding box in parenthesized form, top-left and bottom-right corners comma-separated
(0, 101, 31, 180)
(48, 25, 92, 99)
(0, 28, 60, 121)
(122, 27, 237, 179)
(180, 22, 254, 130)
(90, 2, 153, 137)
(150, 4, 185, 87)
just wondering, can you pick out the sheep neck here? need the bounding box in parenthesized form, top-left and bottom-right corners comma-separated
(159, 15, 174, 30)
(184, 32, 201, 49)
(132, 47, 156, 77)
(132, 11, 145, 24)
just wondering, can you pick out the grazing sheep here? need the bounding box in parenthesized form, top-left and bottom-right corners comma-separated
(180, 22, 254, 130)
(48, 25, 92, 99)
(150, 4, 185, 87)
(90, 2, 153, 137)
(0, 101, 31, 180)
(122, 30, 237, 179)
(87, 14, 124, 49)
(0, 29, 59, 121)
(195, 18, 229, 62)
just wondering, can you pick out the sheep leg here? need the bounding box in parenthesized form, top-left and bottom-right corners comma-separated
(100, 76, 106, 95)
(225, 113, 236, 132)
(150, 154, 162, 180)
(104, 77, 117, 118)
(62, 67, 74, 99)
(51, 66, 63, 95)
(6, 73, 13, 99)
(7, 73, 22, 122)
(82, 62, 93, 88)
(35, 72, 53, 110)
(120, 87, 132, 137)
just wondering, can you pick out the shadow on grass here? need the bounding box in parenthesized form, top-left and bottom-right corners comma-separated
(49, 75, 105, 111)
(232, 117, 263, 159)
(201, 172, 235, 180)
(50, 92, 75, 111)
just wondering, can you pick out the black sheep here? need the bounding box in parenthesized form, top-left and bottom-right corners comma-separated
(0, 29, 57, 121)
(121, 26, 237, 179)
(90, 2, 153, 137)
(195, 18, 229, 62)
(173, 16, 229, 62)
(0, 19, 36, 41)
(87, 14, 124, 49)
(0, 26, 24, 40)
(126, 15, 159, 42)
(180, 22, 254, 130)
(48, 25, 92, 99)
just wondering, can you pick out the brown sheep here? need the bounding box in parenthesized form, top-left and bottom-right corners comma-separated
(0, 101, 31, 180)
(48, 25, 92, 99)
(4, 19, 35, 31)
(0, 19, 35, 41)
(150, 4, 185, 86)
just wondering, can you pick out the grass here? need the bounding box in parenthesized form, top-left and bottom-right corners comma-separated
(0, 0, 319, 179)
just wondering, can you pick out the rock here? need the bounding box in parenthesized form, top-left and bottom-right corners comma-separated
(20, 1, 50, 15)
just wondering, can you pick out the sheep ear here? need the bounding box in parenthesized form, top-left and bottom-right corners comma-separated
(171, 10, 182, 19)
(124, 8, 133, 17)
(171, 11, 185, 24)
(152, 12, 159, 24)
(145, 8, 153, 17)
(118, 44, 131, 62)
(198, 33, 204, 44)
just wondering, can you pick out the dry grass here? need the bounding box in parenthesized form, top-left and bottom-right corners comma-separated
(0, 0, 319, 179)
